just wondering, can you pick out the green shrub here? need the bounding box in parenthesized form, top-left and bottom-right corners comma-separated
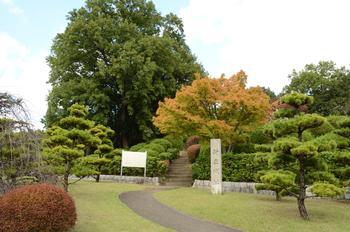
(167, 148, 179, 159)
(0, 183, 76, 232)
(254, 144, 272, 152)
(104, 148, 122, 159)
(165, 135, 184, 150)
(192, 149, 271, 182)
(137, 149, 157, 157)
(142, 143, 166, 154)
(250, 126, 274, 144)
(103, 154, 167, 177)
(192, 144, 210, 180)
(158, 152, 173, 161)
(129, 143, 147, 151)
(151, 139, 172, 150)
(223, 152, 270, 182)
(231, 143, 255, 154)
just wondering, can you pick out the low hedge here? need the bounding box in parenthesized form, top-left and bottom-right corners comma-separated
(192, 146, 271, 182)
(0, 183, 76, 232)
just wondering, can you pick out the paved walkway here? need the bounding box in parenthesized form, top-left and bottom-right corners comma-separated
(119, 187, 240, 232)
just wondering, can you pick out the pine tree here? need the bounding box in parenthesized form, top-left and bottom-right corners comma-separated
(81, 124, 115, 182)
(43, 104, 101, 191)
(258, 93, 344, 219)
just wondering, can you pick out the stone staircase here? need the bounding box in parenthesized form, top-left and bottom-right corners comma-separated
(163, 151, 193, 187)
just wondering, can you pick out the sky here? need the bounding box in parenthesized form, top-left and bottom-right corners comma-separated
(1, 0, 350, 128)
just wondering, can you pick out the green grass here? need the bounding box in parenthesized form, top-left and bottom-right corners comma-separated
(69, 181, 170, 232)
(155, 188, 350, 232)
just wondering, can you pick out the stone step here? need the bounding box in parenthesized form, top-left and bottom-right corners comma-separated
(169, 164, 192, 169)
(171, 160, 190, 163)
(167, 178, 193, 183)
(164, 150, 192, 187)
(169, 167, 192, 172)
(163, 181, 192, 187)
(171, 160, 190, 164)
(168, 172, 192, 175)
(169, 166, 191, 170)
(167, 174, 192, 178)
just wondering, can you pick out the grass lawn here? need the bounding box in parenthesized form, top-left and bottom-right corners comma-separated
(155, 188, 350, 232)
(69, 181, 171, 232)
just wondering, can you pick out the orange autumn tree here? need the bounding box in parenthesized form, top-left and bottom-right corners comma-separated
(153, 71, 271, 148)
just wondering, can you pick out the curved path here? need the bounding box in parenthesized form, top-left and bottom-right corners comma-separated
(119, 187, 240, 232)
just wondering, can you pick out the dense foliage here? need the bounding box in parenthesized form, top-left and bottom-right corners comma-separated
(0, 93, 53, 193)
(154, 71, 271, 148)
(192, 144, 270, 182)
(105, 137, 183, 177)
(0, 183, 76, 232)
(256, 93, 344, 219)
(43, 104, 102, 191)
(45, 0, 203, 147)
(284, 61, 350, 115)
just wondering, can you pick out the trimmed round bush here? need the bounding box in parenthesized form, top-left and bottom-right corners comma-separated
(143, 143, 166, 154)
(186, 135, 200, 148)
(167, 148, 179, 159)
(0, 183, 76, 232)
(187, 144, 201, 163)
(158, 152, 173, 160)
(151, 139, 172, 150)
(165, 135, 185, 150)
(129, 142, 147, 151)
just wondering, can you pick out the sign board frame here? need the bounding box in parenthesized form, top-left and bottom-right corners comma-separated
(121, 150, 147, 178)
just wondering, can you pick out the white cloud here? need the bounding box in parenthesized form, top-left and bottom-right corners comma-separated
(180, 0, 350, 93)
(0, 0, 23, 15)
(0, 32, 50, 129)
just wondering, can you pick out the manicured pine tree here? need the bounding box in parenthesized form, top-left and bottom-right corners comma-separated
(44, 104, 101, 191)
(258, 93, 344, 219)
(333, 118, 350, 186)
(82, 124, 115, 182)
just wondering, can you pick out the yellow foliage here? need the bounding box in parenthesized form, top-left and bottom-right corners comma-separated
(153, 71, 271, 146)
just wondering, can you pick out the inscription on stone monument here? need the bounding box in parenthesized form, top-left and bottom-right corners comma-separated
(210, 139, 222, 194)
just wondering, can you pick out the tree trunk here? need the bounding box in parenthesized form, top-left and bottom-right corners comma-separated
(120, 104, 129, 148)
(63, 172, 69, 192)
(96, 174, 100, 183)
(276, 191, 281, 201)
(298, 197, 308, 219)
(298, 157, 309, 220)
(63, 161, 71, 192)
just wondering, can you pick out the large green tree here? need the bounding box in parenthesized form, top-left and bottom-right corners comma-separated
(283, 61, 350, 115)
(45, 0, 203, 147)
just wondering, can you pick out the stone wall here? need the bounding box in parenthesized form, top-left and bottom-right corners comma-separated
(192, 180, 275, 196)
(192, 180, 350, 200)
(71, 175, 161, 185)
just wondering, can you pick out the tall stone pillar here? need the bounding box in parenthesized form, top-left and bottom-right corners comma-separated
(210, 139, 222, 194)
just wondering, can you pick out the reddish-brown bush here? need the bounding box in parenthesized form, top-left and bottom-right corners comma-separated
(187, 144, 201, 163)
(186, 136, 200, 148)
(0, 183, 76, 232)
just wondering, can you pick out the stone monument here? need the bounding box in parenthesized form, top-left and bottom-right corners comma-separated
(210, 139, 222, 194)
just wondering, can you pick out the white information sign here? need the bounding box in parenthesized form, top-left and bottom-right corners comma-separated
(121, 151, 147, 177)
